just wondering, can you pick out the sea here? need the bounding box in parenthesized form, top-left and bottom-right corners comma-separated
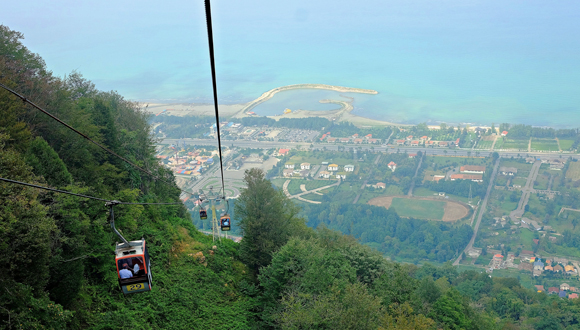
(7, 0, 580, 127)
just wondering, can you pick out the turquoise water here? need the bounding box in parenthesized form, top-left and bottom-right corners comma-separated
(6, 0, 580, 127)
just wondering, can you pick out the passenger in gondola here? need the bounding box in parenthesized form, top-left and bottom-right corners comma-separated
(222, 218, 229, 226)
(119, 263, 133, 279)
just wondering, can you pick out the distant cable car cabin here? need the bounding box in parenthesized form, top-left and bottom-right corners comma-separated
(200, 208, 207, 220)
(220, 215, 231, 231)
(115, 240, 152, 294)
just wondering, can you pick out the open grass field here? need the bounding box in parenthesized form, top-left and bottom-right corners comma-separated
(534, 174, 550, 190)
(501, 160, 533, 171)
(531, 138, 559, 151)
(559, 139, 575, 151)
(426, 156, 488, 166)
(298, 193, 325, 203)
(566, 161, 580, 180)
(368, 196, 470, 221)
(512, 177, 527, 187)
(502, 138, 530, 150)
(304, 180, 334, 191)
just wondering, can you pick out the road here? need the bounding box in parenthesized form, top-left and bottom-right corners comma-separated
(407, 153, 424, 196)
(509, 160, 541, 222)
(453, 158, 500, 266)
(164, 138, 577, 161)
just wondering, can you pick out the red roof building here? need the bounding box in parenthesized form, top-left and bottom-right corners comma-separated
(278, 149, 290, 155)
(501, 131, 508, 136)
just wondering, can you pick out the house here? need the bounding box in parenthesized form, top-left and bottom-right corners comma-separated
(455, 138, 460, 146)
(500, 167, 518, 176)
(561, 283, 570, 291)
(318, 171, 331, 179)
(438, 141, 449, 147)
(569, 293, 579, 299)
(352, 133, 359, 138)
(409, 153, 417, 158)
(354, 138, 363, 144)
(327, 137, 337, 143)
(344, 165, 355, 172)
(533, 260, 544, 270)
(301, 163, 311, 170)
(548, 287, 559, 294)
(520, 250, 534, 258)
(565, 265, 576, 274)
(554, 265, 564, 273)
(396, 139, 406, 146)
(278, 149, 290, 155)
(450, 174, 483, 182)
(406, 135, 413, 141)
(335, 173, 347, 180)
(299, 169, 310, 177)
(340, 138, 350, 143)
(535, 285, 545, 292)
(365, 134, 373, 139)
(388, 161, 397, 172)
(283, 169, 294, 177)
(533, 239, 539, 245)
(545, 265, 554, 271)
(501, 131, 508, 137)
(559, 291, 567, 298)
(420, 135, 429, 142)
(433, 175, 445, 182)
(375, 182, 386, 189)
(285, 164, 295, 169)
(460, 165, 486, 174)
(328, 164, 339, 171)
(368, 138, 380, 144)
(411, 140, 419, 146)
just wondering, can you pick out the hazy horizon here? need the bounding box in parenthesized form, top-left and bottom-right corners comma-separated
(4, 0, 580, 126)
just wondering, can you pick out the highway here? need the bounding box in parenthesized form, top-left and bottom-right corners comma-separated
(163, 138, 578, 160)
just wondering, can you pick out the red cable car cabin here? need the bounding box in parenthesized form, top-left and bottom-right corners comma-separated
(220, 215, 231, 231)
(115, 240, 152, 294)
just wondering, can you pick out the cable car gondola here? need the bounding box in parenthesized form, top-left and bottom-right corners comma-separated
(115, 240, 153, 294)
(220, 214, 231, 231)
(200, 208, 207, 220)
(108, 200, 153, 294)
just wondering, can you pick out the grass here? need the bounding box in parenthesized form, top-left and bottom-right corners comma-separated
(289, 155, 354, 167)
(305, 180, 335, 191)
(512, 177, 527, 187)
(389, 198, 445, 220)
(559, 139, 575, 151)
(358, 185, 404, 204)
(534, 174, 550, 190)
(566, 162, 580, 180)
(531, 138, 559, 152)
(502, 138, 530, 150)
(501, 160, 533, 171)
(299, 193, 325, 202)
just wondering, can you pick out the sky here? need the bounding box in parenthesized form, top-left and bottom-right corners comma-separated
(3, 0, 580, 126)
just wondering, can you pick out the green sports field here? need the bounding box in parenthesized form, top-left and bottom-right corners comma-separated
(390, 198, 445, 220)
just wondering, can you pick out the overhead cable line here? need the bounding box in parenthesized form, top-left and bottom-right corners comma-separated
(0, 81, 199, 198)
(0, 177, 181, 205)
(204, 0, 226, 197)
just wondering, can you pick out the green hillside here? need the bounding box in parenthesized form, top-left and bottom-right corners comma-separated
(2, 25, 580, 330)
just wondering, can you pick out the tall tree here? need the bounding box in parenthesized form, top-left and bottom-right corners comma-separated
(235, 168, 311, 275)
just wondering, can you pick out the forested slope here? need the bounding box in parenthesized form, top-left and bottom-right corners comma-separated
(2, 25, 580, 330)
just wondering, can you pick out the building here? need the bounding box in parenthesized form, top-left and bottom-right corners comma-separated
(411, 140, 419, 146)
(328, 164, 338, 171)
(283, 169, 294, 177)
(460, 165, 486, 174)
(354, 138, 363, 144)
(500, 167, 518, 176)
(278, 149, 290, 155)
(318, 171, 331, 179)
(344, 165, 355, 172)
(285, 164, 295, 169)
(554, 265, 564, 273)
(327, 137, 337, 143)
(301, 163, 311, 170)
(545, 265, 554, 271)
(501, 131, 508, 136)
(548, 287, 559, 294)
(438, 141, 449, 147)
(388, 161, 397, 172)
(340, 138, 350, 143)
(561, 283, 571, 291)
(565, 265, 576, 275)
(406, 135, 413, 141)
(396, 139, 406, 146)
(335, 173, 347, 180)
(534, 260, 544, 270)
(450, 174, 483, 182)
(570, 293, 579, 299)
(375, 182, 386, 189)
(535, 285, 545, 292)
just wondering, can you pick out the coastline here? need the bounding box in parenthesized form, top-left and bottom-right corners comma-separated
(138, 84, 400, 127)
(233, 84, 378, 117)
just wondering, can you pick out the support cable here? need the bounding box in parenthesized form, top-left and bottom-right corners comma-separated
(0, 82, 198, 198)
(204, 0, 226, 198)
(0, 177, 181, 205)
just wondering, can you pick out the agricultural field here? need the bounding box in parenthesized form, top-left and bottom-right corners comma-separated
(533, 172, 551, 190)
(475, 140, 493, 150)
(565, 161, 580, 180)
(558, 139, 575, 151)
(501, 138, 530, 150)
(531, 138, 559, 152)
